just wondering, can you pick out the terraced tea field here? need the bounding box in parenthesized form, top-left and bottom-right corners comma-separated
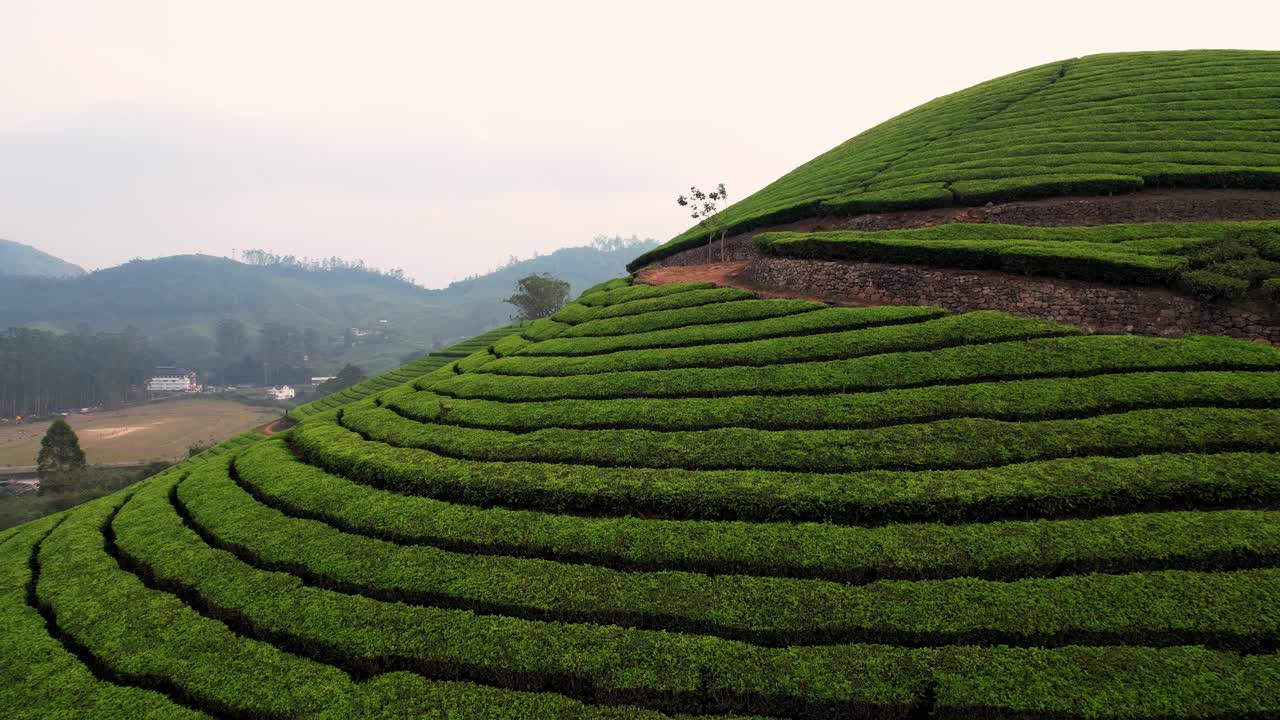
(5, 278, 1278, 718)
(757, 219, 1280, 301)
(631, 49, 1280, 270)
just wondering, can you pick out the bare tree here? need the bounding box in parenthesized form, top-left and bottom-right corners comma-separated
(677, 183, 729, 262)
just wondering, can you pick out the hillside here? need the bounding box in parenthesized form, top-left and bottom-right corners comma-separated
(0, 238, 83, 278)
(5, 51, 1280, 718)
(0, 238, 652, 374)
(631, 50, 1280, 270)
(3, 278, 1279, 717)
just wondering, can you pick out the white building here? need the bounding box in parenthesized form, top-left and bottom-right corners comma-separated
(310, 376, 336, 386)
(147, 368, 199, 393)
(268, 385, 296, 400)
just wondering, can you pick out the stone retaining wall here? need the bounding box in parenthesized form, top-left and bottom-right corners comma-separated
(653, 243, 1280, 344)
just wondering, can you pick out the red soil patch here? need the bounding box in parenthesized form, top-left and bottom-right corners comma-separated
(254, 417, 295, 436)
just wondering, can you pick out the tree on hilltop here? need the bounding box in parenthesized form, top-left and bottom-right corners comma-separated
(504, 273, 570, 321)
(37, 418, 86, 493)
(677, 183, 729, 262)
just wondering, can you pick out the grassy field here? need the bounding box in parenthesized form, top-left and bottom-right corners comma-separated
(3, 276, 1278, 718)
(631, 49, 1280, 270)
(0, 399, 279, 468)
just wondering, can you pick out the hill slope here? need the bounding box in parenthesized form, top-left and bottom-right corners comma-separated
(0, 238, 83, 277)
(4, 277, 1278, 717)
(0, 239, 652, 373)
(632, 49, 1280, 270)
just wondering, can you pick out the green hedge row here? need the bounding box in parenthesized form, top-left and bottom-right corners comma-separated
(289, 418, 1280, 523)
(630, 51, 1280, 271)
(0, 511, 208, 719)
(755, 220, 1280, 296)
(577, 277, 632, 297)
(111, 471, 1280, 718)
(177, 462, 1280, 650)
(559, 298, 823, 338)
(520, 318, 574, 342)
(235, 440, 1280, 583)
(39, 493, 718, 720)
(757, 231, 1186, 286)
(288, 323, 526, 421)
(474, 312, 1077, 378)
(516, 306, 946, 358)
(550, 288, 755, 326)
(344, 403, 1280, 473)
(429, 335, 1280, 402)
(394, 371, 1280, 433)
(576, 282, 712, 307)
(110, 475, 931, 718)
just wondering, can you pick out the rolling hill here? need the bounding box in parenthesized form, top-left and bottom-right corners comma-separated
(0, 238, 83, 278)
(631, 49, 1280, 271)
(3, 51, 1280, 719)
(0, 237, 654, 374)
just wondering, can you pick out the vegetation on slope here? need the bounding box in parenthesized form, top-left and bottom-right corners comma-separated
(0, 238, 83, 278)
(757, 220, 1280, 302)
(631, 50, 1280, 270)
(3, 280, 1279, 718)
(0, 237, 650, 374)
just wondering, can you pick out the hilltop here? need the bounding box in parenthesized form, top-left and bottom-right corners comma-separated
(631, 49, 1280, 271)
(0, 238, 83, 278)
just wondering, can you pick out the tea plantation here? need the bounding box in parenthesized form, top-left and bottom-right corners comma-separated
(4, 276, 1279, 718)
(630, 49, 1280, 270)
(757, 220, 1280, 302)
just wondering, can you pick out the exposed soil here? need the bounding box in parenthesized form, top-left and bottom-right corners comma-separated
(254, 416, 295, 436)
(635, 262, 867, 305)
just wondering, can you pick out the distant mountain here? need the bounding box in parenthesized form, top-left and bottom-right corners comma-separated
(0, 237, 654, 374)
(434, 236, 658, 329)
(0, 239, 84, 278)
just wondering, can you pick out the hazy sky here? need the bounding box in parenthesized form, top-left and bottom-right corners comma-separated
(2, 1, 1277, 287)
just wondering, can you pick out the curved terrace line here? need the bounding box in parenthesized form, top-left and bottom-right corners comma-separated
(336, 405, 1280, 475)
(99, 491, 878, 720)
(383, 377, 1280, 435)
(25, 508, 231, 720)
(285, 427, 1280, 525)
(205, 459, 1280, 594)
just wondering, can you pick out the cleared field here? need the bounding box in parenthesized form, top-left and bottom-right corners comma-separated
(631, 49, 1280, 270)
(0, 399, 279, 468)
(4, 278, 1278, 718)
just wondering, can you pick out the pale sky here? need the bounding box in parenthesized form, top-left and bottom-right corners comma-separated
(1, 0, 1277, 287)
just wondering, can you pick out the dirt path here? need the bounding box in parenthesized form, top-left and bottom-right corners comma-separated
(254, 416, 295, 436)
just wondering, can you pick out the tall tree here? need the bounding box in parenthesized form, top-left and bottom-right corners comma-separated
(37, 418, 86, 486)
(0, 326, 151, 417)
(504, 274, 570, 321)
(259, 322, 303, 384)
(215, 317, 249, 365)
(316, 364, 367, 395)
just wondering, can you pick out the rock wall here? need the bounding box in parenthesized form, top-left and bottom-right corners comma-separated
(749, 257, 1280, 342)
(652, 242, 1280, 344)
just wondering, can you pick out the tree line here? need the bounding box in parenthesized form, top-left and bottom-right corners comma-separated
(0, 326, 153, 418)
(238, 249, 413, 284)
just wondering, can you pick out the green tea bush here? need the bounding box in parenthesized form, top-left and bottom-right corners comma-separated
(8, 277, 1280, 717)
(632, 51, 1280, 270)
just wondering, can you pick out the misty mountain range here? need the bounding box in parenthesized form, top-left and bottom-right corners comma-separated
(0, 236, 654, 374)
